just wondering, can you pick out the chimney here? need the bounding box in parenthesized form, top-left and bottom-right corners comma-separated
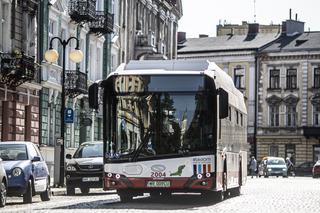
(295, 13, 298, 21)
(248, 23, 259, 35)
(177, 32, 186, 44)
(289, 8, 292, 20)
(199, 34, 208, 38)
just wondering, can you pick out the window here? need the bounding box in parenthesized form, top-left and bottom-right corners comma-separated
(286, 69, 297, 89)
(228, 107, 231, 121)
(0, 2, 9, 51)
(313, 145, 320, 162)
(234, 67, 245, 89)
(314, 68, 320, 88)
(286, 105, 296, 127)
(269, 105, 279, 127)
(240, 113, 243, 126)
(236, 111, 239, 124)
(313, 104, 320, 126)
(270, 69, 280, 89)
(268, 145, 279, 157)
(285, 144, 296, 165)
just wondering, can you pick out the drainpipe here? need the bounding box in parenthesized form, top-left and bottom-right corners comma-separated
(254, 53, 258, 158)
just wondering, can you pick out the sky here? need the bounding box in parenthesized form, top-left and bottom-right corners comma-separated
(178, 0, 320, 38)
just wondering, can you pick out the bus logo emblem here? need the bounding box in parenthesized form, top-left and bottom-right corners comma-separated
(151, 164, 166, 172)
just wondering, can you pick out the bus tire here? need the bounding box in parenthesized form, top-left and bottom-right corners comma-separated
(150, 191, 161, 199)
(215, 190, 224, 202)
(118, 190, 133, 202)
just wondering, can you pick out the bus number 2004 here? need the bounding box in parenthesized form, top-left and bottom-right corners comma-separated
(151, 172, 166, 178)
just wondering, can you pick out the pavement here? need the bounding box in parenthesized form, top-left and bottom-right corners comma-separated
(50, 187, 115, 196)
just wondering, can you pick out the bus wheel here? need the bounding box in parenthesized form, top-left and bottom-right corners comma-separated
(234, 186, 241, 196)
(150, 191, 161, 199)
(118, 190, 133, 203)
(215, 190, 224, 202)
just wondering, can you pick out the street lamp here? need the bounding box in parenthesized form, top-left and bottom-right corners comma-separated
(45, 37, 83, 187)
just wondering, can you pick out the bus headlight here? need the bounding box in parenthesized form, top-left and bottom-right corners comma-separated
(115, 174, 121, 179)
(107, 173, 113, 178)
(205, 173, 211, 178)
(12, 168, 22, 176)
(197, 174, 203, 179)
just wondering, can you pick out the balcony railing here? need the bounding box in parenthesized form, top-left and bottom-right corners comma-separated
(0, 51, 38, 87)
(65, 69, 87, 97)
(69, 0, 96, 23)
(89, 11, 114, 34)
(22, 0, 39, 16)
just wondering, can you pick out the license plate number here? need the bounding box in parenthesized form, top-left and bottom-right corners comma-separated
(82, 177, 99, 182)
(146, 181, 170, 188)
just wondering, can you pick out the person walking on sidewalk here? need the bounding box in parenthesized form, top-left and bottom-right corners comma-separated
(249, 156, 257, 178)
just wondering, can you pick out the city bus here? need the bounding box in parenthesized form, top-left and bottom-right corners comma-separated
(88, 59, 248, 202)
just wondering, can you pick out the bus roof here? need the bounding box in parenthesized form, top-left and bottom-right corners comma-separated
(107, 59, 247, 114)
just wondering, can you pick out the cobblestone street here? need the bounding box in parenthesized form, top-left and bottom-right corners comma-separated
(2, 177, 320, 213)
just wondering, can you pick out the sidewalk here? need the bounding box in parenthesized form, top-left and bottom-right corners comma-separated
(50, 187, 116, 196)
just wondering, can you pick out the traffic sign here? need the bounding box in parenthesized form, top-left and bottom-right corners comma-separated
(65, 108, 74, 123)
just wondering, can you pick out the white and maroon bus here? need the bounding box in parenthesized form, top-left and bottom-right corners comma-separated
(88, 59, 248, 202)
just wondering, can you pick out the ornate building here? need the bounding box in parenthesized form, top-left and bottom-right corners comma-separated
(38, 0, 113, 185)
(110, 0, 183, 72)
(0, 0, 41, 143)
(256, 19, 320, 165)
(177, 27, 280, 158)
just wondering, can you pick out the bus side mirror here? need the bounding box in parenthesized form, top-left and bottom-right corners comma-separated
(88, 83, 99, 110)
(219, 88, 229, 119)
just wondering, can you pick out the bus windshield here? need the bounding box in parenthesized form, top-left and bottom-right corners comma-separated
(107, 75, 216, 161)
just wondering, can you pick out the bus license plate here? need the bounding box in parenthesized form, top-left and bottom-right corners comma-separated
(82, 177, 99, 182)
(146, 181, 170, 188)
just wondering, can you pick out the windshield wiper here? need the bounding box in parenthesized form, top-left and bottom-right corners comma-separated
(131, 130, 151, 162)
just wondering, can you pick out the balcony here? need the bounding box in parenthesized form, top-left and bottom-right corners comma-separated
(89, 11, 114, 34)
(22, 0, 39, 16)
(303, 127, 320, 138)
(65, 69, 87, 97)
(0, 51, 38, 87)
(135, 31, 157, 59)
(69, 0, 96, 23)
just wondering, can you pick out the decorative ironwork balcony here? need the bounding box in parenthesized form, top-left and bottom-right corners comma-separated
(0, 51, 38, 87)
(89, 11, 114, 34)
(22, 0, 39, 16)
(65, 69, 87, 97)
(69, 0, 96, 23)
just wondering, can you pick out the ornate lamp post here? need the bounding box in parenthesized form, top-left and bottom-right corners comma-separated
(45, 37, 83, 186)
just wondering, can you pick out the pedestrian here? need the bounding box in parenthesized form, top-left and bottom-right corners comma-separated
(249, 156, 257, 178)
(286, 157, 294, 176)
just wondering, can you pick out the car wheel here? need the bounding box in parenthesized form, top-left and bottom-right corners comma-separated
(0, 181, 7, 207)
(80, 187, 90, 194)
(66, 185, 75, 196)
(23, 180, 33, 204)
(40, 178, 51, 201)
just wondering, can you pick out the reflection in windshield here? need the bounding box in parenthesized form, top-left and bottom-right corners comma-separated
(73, 143, 103, 158)
(0, 144, 28, 161)
(111, 92, 214, 159)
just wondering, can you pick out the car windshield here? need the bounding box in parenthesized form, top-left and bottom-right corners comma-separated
(267, 158, 286, 165)
(73, 143, 103, 158)
(0, 144, 28, 161)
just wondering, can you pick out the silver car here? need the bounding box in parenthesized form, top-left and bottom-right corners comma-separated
(261, 157, 288, 178)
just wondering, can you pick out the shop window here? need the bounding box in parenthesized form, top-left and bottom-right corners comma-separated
(269, 145, 279, 157)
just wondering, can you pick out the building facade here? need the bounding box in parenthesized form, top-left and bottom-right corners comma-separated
(0, 0, 41, 143)
(217, 21, 281, 37)
(38, 0, 113, 185)
(177, 28, 280, 157)
(110, 0, 183, 73)
(256, 19, 320, 165)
